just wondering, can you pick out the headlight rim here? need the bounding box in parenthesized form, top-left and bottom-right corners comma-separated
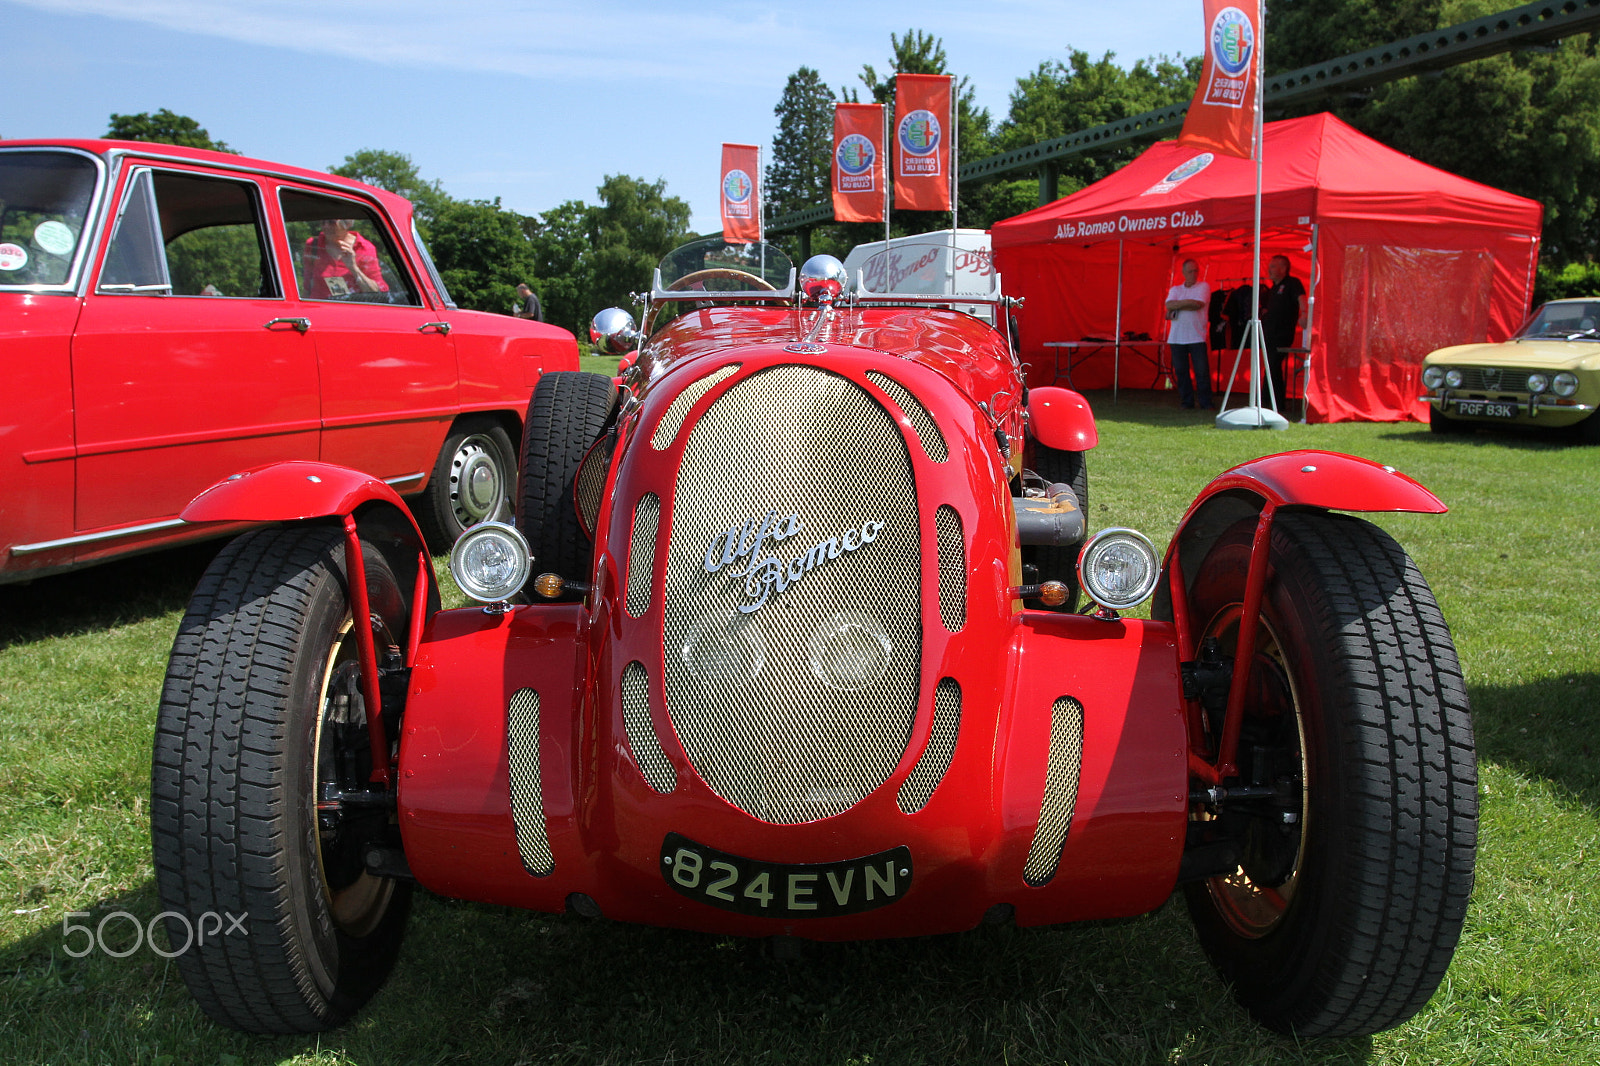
(1076, 527, 1162, 613)
(1422, 365, 1445, 390)
(1444, 368, 1464, 388)
(1553, 371, 1580, 398)
(448, 520, 533, 604)
(1527, 372, 1550, 394)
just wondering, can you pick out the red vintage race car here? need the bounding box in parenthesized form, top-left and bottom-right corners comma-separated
(152, 237, 1476, 1039)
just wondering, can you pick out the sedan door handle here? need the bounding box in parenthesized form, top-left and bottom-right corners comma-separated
(264, 317, 311, 333)
(418, 321, 452, 335)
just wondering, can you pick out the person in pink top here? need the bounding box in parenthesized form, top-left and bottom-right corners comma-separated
(1165, 258, 1213, 409)
(302, 218, 388, 300)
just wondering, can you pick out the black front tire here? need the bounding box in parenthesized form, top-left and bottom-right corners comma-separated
(1428, 405, 1468, 434)
(517, 371, 618, 591)
(1183, 511, 1476, 1037)
(413, 417, 518, 553)
(152, 525, 412, 1033)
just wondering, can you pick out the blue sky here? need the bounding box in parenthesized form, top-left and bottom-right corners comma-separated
(7, 0, 1201, 233)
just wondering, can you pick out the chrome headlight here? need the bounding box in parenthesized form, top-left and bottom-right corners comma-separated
(1077, 528, 1161, 613)
(1554, 372, 1580, 397)
(1422, 366, 1445, 390)
(449, 521, 532, 603)
(1527, 372, 1549, 394)
(1444, 368, 1464, 388)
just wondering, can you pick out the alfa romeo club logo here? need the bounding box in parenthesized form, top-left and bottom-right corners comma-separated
(1210, 7, 1255, 76)
(723, 169, 753, 204)
(1142, 153, 1215, 196)
(897, 110, 941, 156)
(837, 134, 875, 175)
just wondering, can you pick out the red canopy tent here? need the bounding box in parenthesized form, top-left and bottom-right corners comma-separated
(990, 113, 1543, 422)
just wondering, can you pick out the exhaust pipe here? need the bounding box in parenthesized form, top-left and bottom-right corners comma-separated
(1014, 484, 1084, 547)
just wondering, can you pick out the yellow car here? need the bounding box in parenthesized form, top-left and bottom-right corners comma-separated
(1421, 298, 1600, 440)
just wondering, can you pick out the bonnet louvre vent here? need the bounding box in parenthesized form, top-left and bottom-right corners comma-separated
(626, 494, 660, 618)
(897, 679, 962, 814)
(651, 364, 740, 450)
(622, 662, 676, 793)
(1023, 696, 1085, 886)
(934, 505, 966, 632)
(865, 371, 948, 462)
(506, 688, 553, 876)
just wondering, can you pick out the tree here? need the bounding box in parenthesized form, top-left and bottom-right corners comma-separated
(1264, 0, 1600, 262)
(527, 199, 595, 335)
(106, 109, 234, 153)
(766, 67, 835, 218)
(329, 149, 452, 225)
(585, 174, 692, 321)
(424, 198, 538, 315)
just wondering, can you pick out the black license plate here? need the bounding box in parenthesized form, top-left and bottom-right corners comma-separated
(1456, 400, 1517, 418)
(661, 832, 912, 918)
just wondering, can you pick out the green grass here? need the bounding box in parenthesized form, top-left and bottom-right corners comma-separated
(2, 390, 1597, 1065)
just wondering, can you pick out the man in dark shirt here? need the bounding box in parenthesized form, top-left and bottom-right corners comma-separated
(1263, 255, 1306, 410)
(514, 282, 544, 322)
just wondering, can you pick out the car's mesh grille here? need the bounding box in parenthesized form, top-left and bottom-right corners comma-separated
(934, 505, 966, 632)
(506, 688, 553, 876)
(651, 364, 740, 449)
(626, 493, 660, 618)
(661, 364, 922, 824)
(865, 371, 948, 461)
(575, 431, 615, 537)
(622, 662, 677, 793)
(897, 679, 962, 814)
(1023, 696, 1085, 886)
(1452, 366, 1532, 393)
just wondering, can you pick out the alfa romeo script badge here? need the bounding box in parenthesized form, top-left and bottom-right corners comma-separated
(703, 510, 884, 614)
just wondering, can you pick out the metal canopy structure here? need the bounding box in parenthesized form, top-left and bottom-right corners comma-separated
(766, 0, 1600, 235)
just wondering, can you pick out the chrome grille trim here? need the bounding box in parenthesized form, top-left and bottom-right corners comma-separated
(506, 688, 554, 876)
(865, 370, 948, 461)
(662, 364, 923, 824)
(651, 363, 740, 449)
(626, 493, 660, 618)
(1023, 696, 1085, 886)
(934, 505, 966, 632)
(897, 679, 962, 814)
(1451, 366, 1532, 392)
(622, 662, 677, 793)
(575, 431, 615, 537)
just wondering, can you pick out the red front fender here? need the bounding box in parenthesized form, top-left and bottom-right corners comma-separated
(182, 460, 417, 524)
(1188, 450, 1445, 515)
(1026, 386, 1098, 451)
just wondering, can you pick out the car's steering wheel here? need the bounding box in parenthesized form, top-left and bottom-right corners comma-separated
(646, 268, 779, 332)
(665, 267, 778, 293)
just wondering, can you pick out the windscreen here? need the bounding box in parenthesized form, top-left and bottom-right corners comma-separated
(1516, 301, 1600, 339)
(656, 237, 792, 293)
(0, 150, 101, 288)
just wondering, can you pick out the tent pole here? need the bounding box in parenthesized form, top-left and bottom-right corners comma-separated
(1303, 222, 1319, 423)
(1114, 238, 1124, 404)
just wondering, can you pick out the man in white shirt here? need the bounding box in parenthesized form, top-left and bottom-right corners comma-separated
(1165, 258, 1213, 410)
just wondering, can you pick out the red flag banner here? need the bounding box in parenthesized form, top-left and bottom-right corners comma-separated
(1176, 0, 1260, 159)
(832, 103, 886, 222)
(893, 73, 953, 212)
(720, 143, 760, 243)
